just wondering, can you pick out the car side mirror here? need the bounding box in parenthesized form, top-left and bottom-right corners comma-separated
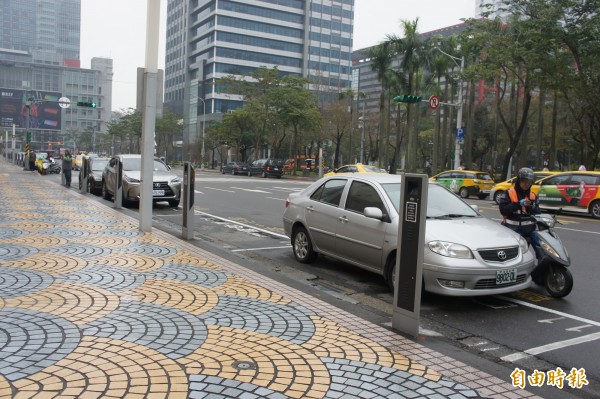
(363, 207, 383, 220)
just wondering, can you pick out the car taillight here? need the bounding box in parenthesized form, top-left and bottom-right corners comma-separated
(285, 199, 290, 208)
(267, 166, 271, 171)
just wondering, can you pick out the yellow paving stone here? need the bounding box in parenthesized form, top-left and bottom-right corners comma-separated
(163, 251, 220, 270)
(3, 253, 87, 275)
(213, 275, 291, 305)
(122, 278, 219, 315)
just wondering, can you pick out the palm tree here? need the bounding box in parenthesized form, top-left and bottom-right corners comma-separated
(368, 42, 394, 169)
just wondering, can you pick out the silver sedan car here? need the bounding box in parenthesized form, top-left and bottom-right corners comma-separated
(283, 174, 535, 296)
(102, 154, 182, 207)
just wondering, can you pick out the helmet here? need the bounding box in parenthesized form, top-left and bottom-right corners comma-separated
(518, 167, 534, 184)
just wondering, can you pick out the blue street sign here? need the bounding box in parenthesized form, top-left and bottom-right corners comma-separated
(456, 128, 464, 143)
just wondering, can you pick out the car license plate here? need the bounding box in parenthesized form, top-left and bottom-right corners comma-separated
(496, 268, 517, 284)
(152, 190, 165, 196)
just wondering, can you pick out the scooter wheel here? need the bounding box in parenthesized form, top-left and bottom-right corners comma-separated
(544, 265, 573, 298)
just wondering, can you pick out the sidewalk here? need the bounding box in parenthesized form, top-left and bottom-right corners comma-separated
(0, 162, 540, 399)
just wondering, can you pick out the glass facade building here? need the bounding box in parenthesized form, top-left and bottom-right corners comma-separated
(164, 0, 355, 151)
(0, 0, 113, 153)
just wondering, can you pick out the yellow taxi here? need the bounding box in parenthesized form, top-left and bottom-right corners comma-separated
(429, 169, 494, 199)
(73, 154, 86, 171)
(534, 170, 600, 218)
(324, 163, 386, 177)
(490, 171, 558, 204)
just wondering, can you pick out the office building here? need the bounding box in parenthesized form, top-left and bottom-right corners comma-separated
(474, 0, 513, 21)
(164, 0, 355, 159)
(0, 0, 112, 154)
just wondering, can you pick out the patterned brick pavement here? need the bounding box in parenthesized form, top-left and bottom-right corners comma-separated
(0, 163, 541, 398)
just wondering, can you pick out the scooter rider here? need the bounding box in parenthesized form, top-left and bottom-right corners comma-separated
(499, 167, 541, 257)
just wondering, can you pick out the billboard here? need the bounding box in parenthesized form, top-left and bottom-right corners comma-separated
(0, 88, 62, 130)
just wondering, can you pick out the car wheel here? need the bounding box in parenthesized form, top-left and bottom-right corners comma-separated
(385, 256, 397, 292)
(590, 200, 600, 219)
(102, 182, 112, 200)
(459, 187, 469, 198)
(292, 226, 317, 263)
(168, 199, 180, 208)
(494, 190, 505, 204)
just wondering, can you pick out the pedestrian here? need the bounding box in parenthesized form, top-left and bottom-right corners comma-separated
(28, 151, 36, 171)
(62, 150, 73, 188)
(498, 167, 541, 257)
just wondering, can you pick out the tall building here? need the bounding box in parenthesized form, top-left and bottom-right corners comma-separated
(164, 0, 355, 159)
(0, 0, 113, 154)
(474, 0, 513, 21)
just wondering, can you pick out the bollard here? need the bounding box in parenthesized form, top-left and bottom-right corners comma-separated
(182, 162, 195, 240)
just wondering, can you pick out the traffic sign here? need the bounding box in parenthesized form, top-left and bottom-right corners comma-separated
(428, 95, 440, 110)
(58, 97, 71, 109)
(456, 128, 464, 143)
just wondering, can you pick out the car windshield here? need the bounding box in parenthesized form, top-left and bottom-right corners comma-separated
(92, 160, 108, 171)
(122, 158, 169, 171)
(382, 183, 479, 218)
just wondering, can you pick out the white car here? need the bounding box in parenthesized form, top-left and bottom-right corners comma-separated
(283, 174, 535, 296)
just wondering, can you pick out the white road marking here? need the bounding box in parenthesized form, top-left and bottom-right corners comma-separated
(205, 187, 235, 193)
(566, 324, 594, 332)
(194, 211, 288, 239)
(229, 187, 271, 193)
(538, 317, 565, 324)
(194, 190, 204, 194)
(232, 245, 292, 252)
(501, 332, 600, 362)
(498, 296, 600, 327)
(266, 197, 284, 201)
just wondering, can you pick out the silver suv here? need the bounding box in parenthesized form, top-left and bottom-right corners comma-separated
(101, 154, 182, 207)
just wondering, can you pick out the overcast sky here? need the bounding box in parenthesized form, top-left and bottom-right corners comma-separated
(80, 0, 475, 112)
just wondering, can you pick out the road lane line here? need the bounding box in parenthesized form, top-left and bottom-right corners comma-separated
(501, 332, 600, 362)
(498, 296, 600, 327)
(194, 211, 288, 239)
(232, 245, 292, 252)
(229, 187, 271, 193)
(205, 187, 235, 193)
(266, 197, 283, 201)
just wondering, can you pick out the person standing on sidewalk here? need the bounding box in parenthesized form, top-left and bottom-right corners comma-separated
(62, 150, 73, 187)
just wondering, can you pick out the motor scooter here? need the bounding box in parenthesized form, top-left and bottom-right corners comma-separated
(40, 158, 62, 175)
(528, 212, 573, 298)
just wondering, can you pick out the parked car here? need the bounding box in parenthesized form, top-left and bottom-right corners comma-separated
(222, 161, 249, 175)
(101, 154, 182, 207)
(535, 171, 600, 218)
(323, 163, 386, 177)
(79, 157, 110, 195)
(283, 174, 535, 296)
(490, 171, 557, 204)
(429, 169, 494, 199)
(247, 158, 284, 178)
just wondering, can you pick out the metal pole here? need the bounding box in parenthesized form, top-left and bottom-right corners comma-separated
(453, 56, 465, 170)
(198, 98, 206, 168)
(139, 0, 161, 232)
(24, 100, 31, 171)
(360, 99, 365, 164)
(12, 124, 16, 165)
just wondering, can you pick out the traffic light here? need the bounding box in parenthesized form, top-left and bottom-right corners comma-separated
(77, 101, 97, 107)
(393, 95, 422, 104)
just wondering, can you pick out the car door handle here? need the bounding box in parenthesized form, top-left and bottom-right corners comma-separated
(306, 206, 314, 212)
(338, 216, 348, 223)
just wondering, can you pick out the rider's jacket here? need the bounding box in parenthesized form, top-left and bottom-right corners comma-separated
(499, 186, 540, 231)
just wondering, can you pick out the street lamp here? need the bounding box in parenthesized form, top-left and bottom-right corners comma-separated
(195, 97, 206, 167)
(435, 47, 464, 170)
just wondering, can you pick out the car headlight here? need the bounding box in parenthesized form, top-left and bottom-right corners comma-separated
(123, 175, 140, 183)
(428, 241, 473, 258)
(518, 236, 529, 253)
(170, 177, 181, 183)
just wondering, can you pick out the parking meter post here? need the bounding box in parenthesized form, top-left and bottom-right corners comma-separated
(80, 158, 89, 194)
(392, 173, 428, 337)
(114, 158, 122, 208)
(319, 147, 324, 178)
(182, 162, 195, 240)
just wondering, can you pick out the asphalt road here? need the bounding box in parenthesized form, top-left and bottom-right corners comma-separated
(60, 168, 600, 399)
